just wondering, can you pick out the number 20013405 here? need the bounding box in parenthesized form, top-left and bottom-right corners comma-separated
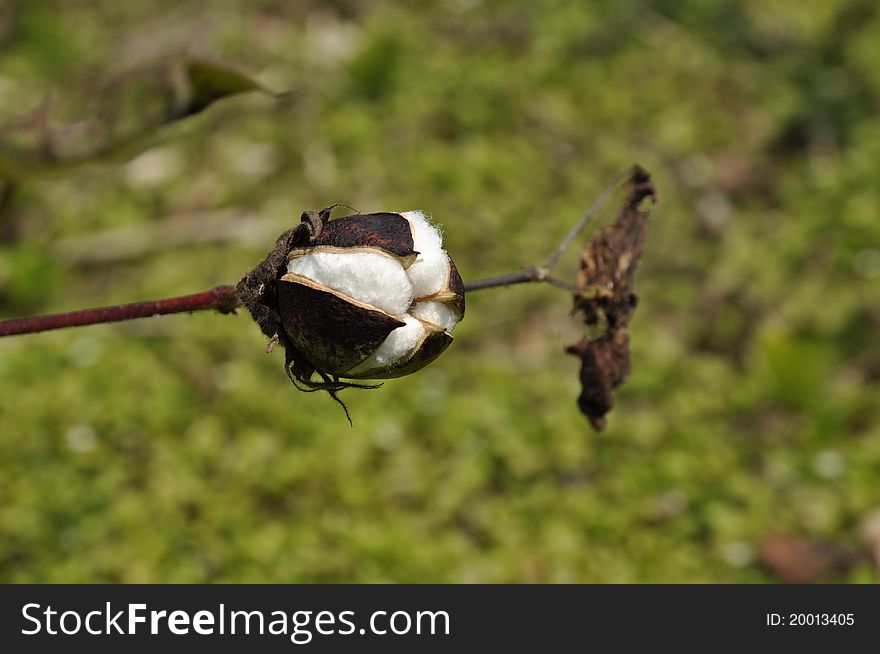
(766, 613, 854, 626)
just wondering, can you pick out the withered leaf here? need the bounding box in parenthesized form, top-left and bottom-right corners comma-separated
(566, 165, 657, 430)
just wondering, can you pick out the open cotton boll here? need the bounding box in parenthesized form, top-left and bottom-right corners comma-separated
(400, 211, 450, 298)
(349, 314, 427, 375)
(254, 209, 464, 391)
(287, 250, 413, 316)
(410, 300, 459, 333)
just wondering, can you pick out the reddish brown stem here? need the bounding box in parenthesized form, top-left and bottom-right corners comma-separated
(0, 285, 239, 337)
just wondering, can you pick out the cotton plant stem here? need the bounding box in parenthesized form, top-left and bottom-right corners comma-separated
(0, 285, 239, 337)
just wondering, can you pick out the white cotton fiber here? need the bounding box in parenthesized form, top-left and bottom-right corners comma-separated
(410, 300, 459, 333)
(287, 250, 413, 316)
(400, 211, 450, 298)
(349, 314, 427, 375)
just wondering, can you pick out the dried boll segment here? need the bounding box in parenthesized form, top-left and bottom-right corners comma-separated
(347, 315, 431, 378)
(271, 209, 465, 383)
(386, 327, 454, 378)
(307, 212, 418, 265)
(277, 273, 405, 376)
(445, 258, 466, 317)
(348, 319, 453, 379)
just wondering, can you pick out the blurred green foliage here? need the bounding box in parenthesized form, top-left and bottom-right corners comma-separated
(0, 0, 879, 583)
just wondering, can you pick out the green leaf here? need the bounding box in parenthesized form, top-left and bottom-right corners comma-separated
(181, 57, 272, 116)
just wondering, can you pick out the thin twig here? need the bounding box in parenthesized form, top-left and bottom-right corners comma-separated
(462, 266, 581, 293)
(463, 168, 629, 294)
(0, 285, 239, 337)
(463, 269, 537, 292)
(543, 169, 629, 271)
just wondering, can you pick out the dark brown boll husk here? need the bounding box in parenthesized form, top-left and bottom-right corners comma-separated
(445, 258, 466, 317)
(277, 273, 405, 376)
(347, 327, 453, 380)
(305, 212, 417, 264)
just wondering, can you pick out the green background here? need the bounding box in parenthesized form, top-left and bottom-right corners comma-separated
(1, 0, 878, 582)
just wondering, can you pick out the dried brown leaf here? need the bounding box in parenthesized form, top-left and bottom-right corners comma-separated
(566, 165, 657, 430)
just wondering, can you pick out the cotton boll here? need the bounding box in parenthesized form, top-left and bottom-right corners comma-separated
(287, 250, 413, 316)
(400, 211, 449, 298)
(245, 209, 465, 391)
(349, 314, 427, 375)
(410, 300, 459, 333)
